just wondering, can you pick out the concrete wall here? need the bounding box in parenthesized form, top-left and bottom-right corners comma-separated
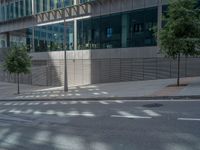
(1, 47, 200, 87)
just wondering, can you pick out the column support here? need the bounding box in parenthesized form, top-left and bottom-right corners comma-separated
(157, 0, 162, 47)
(64, 18, 68, 91)
(121, 13, 128, 48)
(74, 19, 77, 50)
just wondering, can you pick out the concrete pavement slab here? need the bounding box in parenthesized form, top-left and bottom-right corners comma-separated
(0, 77, 200, 101)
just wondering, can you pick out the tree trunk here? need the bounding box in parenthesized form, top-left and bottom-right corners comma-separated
(177, 53, 181, 86)
(17, 73, 20, 94)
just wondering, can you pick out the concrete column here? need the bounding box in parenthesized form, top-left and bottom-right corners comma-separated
(23, 0, 26, 16)
(31, 0, 35, 52)
(157, 0, 162, 47)
(74, 0, 78, 5)
(74, 19, 77, 50)
(31, 0, 35, 15)
(13, 0, 16, 19)
(6, 32, 10, 47)
(5, 0, 7, 21)
(31, 27, 35, 52)
(121, 13, 129, 48)
(47, 0, 50, 11)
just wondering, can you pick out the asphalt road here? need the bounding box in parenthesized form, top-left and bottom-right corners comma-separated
(0, 100, 199, 150)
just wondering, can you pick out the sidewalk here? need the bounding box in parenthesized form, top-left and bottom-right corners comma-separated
(0, 77, 200, 101)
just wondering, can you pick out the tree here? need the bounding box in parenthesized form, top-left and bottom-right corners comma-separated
(159, 0, 200, 86)
(3, 46, 31, 94)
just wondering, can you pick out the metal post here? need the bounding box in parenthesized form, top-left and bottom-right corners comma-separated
(32, 0, 35, 52)
(64, 18, 68, 92)
(74, 19, 77, 50)
(157, 0, 162, 47)
(177, 53, 181, 86)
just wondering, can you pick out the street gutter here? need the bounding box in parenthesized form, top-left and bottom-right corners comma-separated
(0, 95, 200, 101)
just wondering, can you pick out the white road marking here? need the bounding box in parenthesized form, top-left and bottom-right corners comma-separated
(43, 102, 49, 105)
(50, 102, 57, 105)
(32, 131, 50, 144)
(33, 111, 43, 115)
(143, 110, 161, 117)
(28, 102, 34, 105)
(99, 101, 109, 105)
(1, 132, 21, 148)
(115, 100, 123, 104)
(60, 101, 68, 105)
(18, 102, 26, 105)
(0, 109, 7, 113)
(66, 111, 79, 116)
(13, 103, 19, 106)
(81, 112, 95, 117)
(111, 111, 152, 119)
(56, 111, 65, 117)
(69, 101, 77, 104)
(4, 102, 12, 106)
(178, 118, 200, 121)
(45, 110, 56, 115)
(80, 101, 89, 104)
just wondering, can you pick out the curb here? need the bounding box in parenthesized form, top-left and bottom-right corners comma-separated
(0, 95, 200, 101)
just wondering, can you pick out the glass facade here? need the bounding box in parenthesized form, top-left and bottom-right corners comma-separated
(0, 0, 32, 21)
(0, 34, 7, 48)
(0, 0, 94, 22)
(77, 7, 157, 50)
(33, 22, 74, 52)
(0, 5, 157, 52)
(2, 22, 74, 52)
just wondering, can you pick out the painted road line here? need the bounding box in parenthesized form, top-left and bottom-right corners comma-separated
(115, 100, 123, 104)
(60, 101, 68, 105)
(111, 111, 152, 119)
(69, 101, 78, 104)
(178, 118, 200, 121)
(4, 102, 12, 106)
(81, 112, 95, 117)
(80, 101, 89, 104)
(143, 110, 161, 117)
(66, 111, 80, 116)
(99, 101, 109, 105)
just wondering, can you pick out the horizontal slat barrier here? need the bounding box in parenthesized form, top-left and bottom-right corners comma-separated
(0, 57, 200, 86)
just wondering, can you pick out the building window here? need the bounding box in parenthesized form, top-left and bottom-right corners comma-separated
(106, 27, 113, 38)
(19, 0, 24, 17)
(15, 1, 19, 18)
(50, 0, 55, 9)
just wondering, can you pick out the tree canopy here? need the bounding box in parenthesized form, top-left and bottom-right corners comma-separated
(160, 0, 200, 59)
(4, 46, 31, 75)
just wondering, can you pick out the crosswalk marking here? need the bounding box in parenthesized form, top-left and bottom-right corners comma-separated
(4, 102, 12, 106)
(99, 101, 109, 105)
(32, 131, 50, 144)
(111, 111, 152, 119)
(178, 118, 200, 121)
(33, 111, 43, 115)
(66, 111, 79, 116)
(69, 101, 77, 104)
(18, 102, 26, 105)
(80, 101, 89, 104)
(143, 110, 161, 117)
(13, 103, 18, 106)
(115, 100, 123, 104)
(0, 109, 7, 113)
(0, 100, 129, 106)
(82, 112, 95, 117)
(56, 111, 65, 117)
(60, 101, 68, 105)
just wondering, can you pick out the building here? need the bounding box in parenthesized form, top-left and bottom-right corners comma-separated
(0, 0, 200, 87)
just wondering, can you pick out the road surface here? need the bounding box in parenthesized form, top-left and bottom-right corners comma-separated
(0, 100, 199, 150)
